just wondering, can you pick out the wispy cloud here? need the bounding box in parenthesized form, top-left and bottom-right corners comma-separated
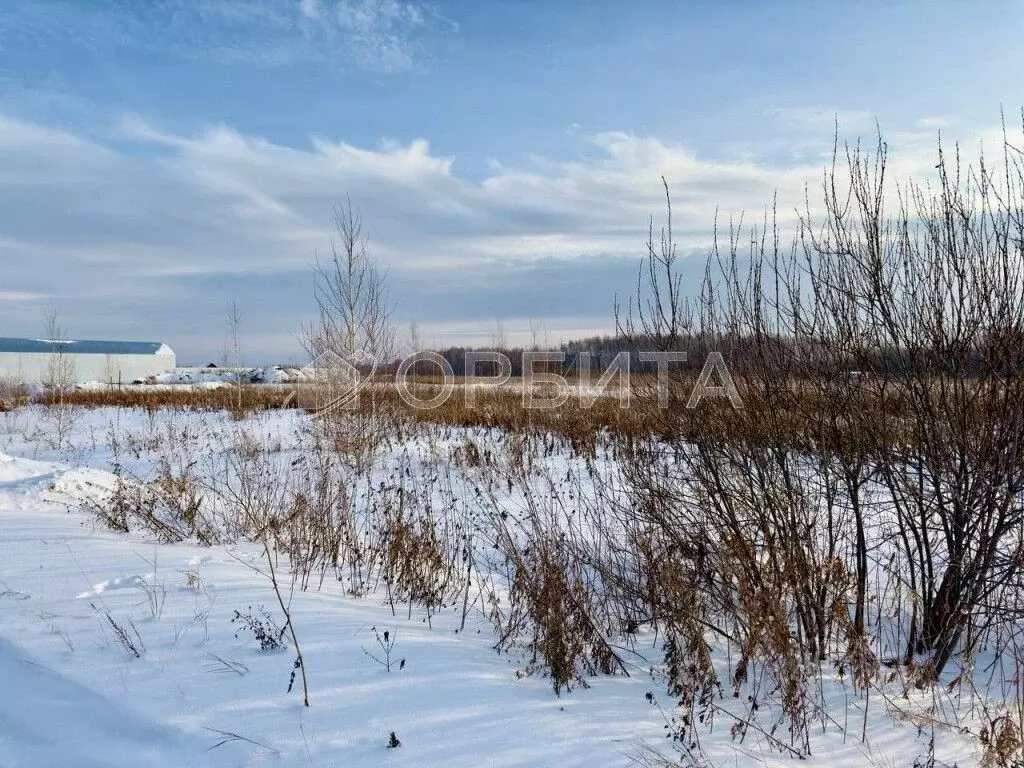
(331, 0, 428, 72)
(770, 106, 877, 133)
(0, 291, 47, 302)
(0, 0, 445, 74)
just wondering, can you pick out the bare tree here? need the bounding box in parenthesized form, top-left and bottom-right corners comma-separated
(307, 198, 395, 371)
(528, 318, 549, 351)
(407, 321, 422, 356)
(41, 310, 78, 450)
(43, 310, 76, 392)
(304, 198, 395, 466)
(227, 301, 244, 410)
(491, 317, 508, 351)
(406, 321, 428, 377)
(615, 176, 697, 352)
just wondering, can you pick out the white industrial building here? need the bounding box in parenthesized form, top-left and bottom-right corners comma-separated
(0, 338, 176, 386)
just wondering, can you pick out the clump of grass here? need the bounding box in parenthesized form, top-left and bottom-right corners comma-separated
(94, 606, 145, 659)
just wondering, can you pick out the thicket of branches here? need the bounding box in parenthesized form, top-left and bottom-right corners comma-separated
(575, 120, 1024, 758)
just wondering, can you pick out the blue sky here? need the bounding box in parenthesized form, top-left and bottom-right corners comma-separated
(1, 0, 1022, 363)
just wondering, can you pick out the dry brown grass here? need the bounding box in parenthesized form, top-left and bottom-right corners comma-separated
(42, 385, 294, 415)
(33, 374, 928, 451)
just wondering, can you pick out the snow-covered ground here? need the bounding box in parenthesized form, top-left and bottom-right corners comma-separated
(0, 409, 670, 767)
(75, 365, 299, 390)
(74, 365, 628, 398)
(0, 405, 992, 766)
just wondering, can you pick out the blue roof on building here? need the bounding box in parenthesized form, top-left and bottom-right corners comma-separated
(0, 338, 170, 356)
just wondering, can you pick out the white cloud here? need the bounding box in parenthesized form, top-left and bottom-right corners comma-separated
(917, 116, 954, 130)
(0, 291, 46, 302)
(332, 0, 427, 71)
(8, 113, 982, 275)
(0, 1, 440, 75)
(770, 106, 876, 133)
(0, 112, 1000, 359)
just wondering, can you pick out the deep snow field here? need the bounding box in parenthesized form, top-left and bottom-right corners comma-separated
(0, 406, 671, 767)
(0, 404, 990, 767)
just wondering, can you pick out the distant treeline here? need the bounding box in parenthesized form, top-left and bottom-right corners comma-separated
(383, 328, 1024, 379)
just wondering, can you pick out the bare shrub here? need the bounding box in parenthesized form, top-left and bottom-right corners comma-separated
(87, 453, 217, 544)
(231, 604, 288, 652)
(599, 117, 1024, 761)
(381, 507, 453, 620)
(487, 470, 627, 696)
